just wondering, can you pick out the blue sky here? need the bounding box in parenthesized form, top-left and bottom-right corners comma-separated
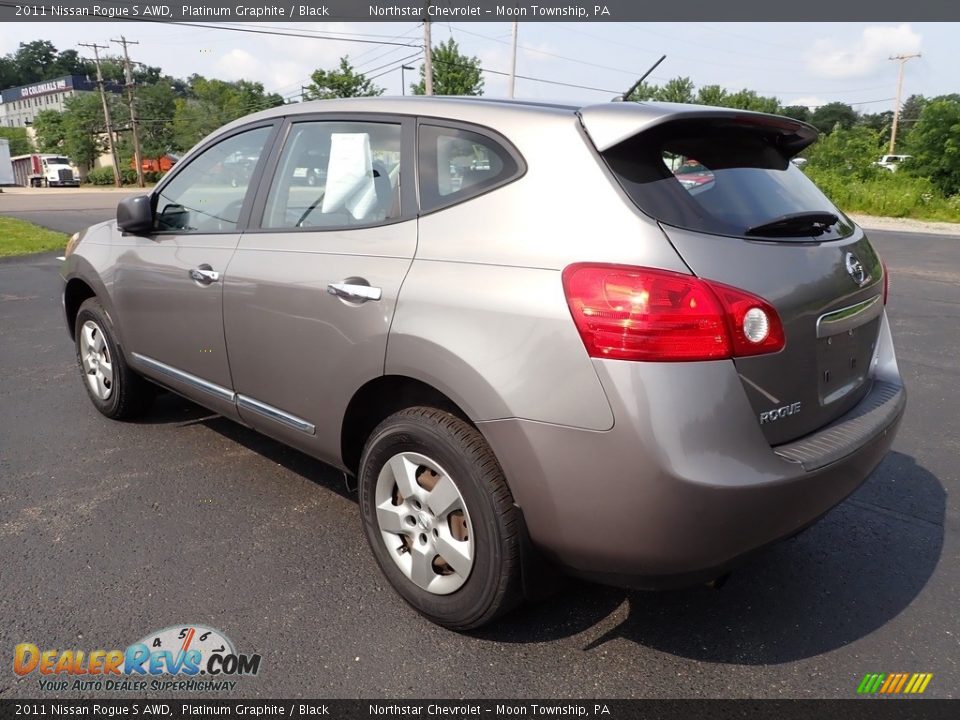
(1, 22, 954, 112)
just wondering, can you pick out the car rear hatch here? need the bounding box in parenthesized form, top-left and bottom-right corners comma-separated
(580, 103, 886, 445)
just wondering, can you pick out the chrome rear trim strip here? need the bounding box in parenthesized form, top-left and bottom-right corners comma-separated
(131, 353, 235, 403)
(816, 295, 883, 339)
(237, 394, 316, 436)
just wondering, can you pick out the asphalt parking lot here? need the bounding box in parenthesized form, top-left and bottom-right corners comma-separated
(1, 191, 957, 699)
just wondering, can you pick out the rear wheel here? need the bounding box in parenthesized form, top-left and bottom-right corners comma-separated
(358, 407, 523, 630)
(75, 298, 153, 419)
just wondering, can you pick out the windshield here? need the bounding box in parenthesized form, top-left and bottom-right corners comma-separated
(47, 157, 70, 165)
(602, 119, 853, 241)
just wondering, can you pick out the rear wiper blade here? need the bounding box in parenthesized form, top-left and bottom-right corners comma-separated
(745, 211, 839, 237)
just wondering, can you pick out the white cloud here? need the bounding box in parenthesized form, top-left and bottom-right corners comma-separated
(807, 24, 922, 79)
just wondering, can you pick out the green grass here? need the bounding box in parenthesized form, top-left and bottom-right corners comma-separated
(0, 216, 68, 258)
(806, 168, 960, 223)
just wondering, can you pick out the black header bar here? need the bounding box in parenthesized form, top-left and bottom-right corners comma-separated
(1, 0, 959, 22)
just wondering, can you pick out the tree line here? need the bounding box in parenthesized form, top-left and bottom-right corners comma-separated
(6, 38, 958, 201)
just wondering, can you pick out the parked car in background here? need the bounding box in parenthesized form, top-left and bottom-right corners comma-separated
(60, 97, 905, 630)
(673, 158, 715, 189)
(875, 154, 911, 172)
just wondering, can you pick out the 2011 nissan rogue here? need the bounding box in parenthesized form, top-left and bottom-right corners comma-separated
(60, 97, 906, 630)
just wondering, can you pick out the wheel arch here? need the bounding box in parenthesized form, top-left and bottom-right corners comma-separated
(63, 277, 97, 341)
(340, 374, 472, 476)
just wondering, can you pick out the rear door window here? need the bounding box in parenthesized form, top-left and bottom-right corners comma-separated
(602, 119, 854, 241)
(260, 120, 402, 230)
(418, 124, 522, 213)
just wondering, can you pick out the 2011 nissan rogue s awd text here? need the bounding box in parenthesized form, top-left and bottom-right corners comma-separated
(60, 97, 906, 630)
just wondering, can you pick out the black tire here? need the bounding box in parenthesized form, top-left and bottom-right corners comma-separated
(74, 298, 154, 420)
(359, 407, 523, 630)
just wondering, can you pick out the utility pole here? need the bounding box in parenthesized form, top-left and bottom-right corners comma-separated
(79, 42, 121, 187)
(112, 35, 144, 188)
(508, 21, 518, 99)
(423, 19, 433, 96)
(301, 85, 310, 102)
(888, 53, 921, 154)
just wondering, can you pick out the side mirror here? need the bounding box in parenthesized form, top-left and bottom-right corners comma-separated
(117, 195, 153, 234)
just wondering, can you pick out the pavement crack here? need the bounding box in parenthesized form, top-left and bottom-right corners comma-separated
(847, 498, 944, 529)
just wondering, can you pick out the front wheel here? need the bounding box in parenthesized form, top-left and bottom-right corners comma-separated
(358, 407, 523, 630)
(75, 298, 154, 419)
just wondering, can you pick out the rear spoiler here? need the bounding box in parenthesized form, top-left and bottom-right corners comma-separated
(578, 101, 818, 159)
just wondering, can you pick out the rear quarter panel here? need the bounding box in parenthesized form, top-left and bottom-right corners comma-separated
(387, 110, 687, 429)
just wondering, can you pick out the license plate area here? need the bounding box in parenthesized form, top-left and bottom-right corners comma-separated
(817, 317, 880, 405)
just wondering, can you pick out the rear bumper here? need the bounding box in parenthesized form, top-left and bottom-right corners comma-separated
(479, 314, 904, 587)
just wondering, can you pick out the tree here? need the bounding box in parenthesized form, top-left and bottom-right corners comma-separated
(804, 125, 883, 180)
(658, 77, 695, 104)
(412, 39, 483, 96)
(60, 92, 114, 172)
(135, 81, 178, 158)
(32, 110, 66, 152)
(722, 89, 780, 113)
(626, 82, 658, 102)
(0, 127, 33, 156)
(810, 102, 857, 134)
(0, 41, 96, 88)
(13, 40, 58, 82)
(172, 75, 284, 151)
(305, 56, 383, 100)
(695, 85, 729, 107)
(897, 94, 927, 145)
(858, 110, 893, 135)
(906, 96, 960, 195)
(781, 105, 812, 123)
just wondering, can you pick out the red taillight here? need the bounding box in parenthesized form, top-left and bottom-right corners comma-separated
(561, 264, 784, 362)
(881, 257, 889, 304)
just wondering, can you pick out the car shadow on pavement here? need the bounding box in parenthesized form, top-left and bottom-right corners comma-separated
(476, 452, 945, 665)
(135, 392, 355, 500)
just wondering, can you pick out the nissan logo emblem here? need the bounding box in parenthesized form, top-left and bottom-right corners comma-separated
(845, 252, 868, 286)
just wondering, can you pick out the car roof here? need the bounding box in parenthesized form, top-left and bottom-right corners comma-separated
(200, 96, 816, 160)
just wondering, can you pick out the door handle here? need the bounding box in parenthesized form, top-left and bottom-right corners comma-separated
(327, 282, 382, 302)
(189, 267, 220, 284)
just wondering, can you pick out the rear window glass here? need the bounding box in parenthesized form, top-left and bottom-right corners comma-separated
(603, 120, 854, 241)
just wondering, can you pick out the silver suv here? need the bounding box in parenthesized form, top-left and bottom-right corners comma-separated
(61, 97, 905, 630)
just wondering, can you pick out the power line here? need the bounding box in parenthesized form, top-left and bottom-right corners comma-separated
(352, 22, 423, 65)
(368, 55, 424, 82)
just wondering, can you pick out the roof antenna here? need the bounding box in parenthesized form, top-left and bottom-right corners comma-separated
(615, 55, 667, 102)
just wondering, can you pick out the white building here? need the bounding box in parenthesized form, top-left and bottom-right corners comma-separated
(0, 75, 121, 128)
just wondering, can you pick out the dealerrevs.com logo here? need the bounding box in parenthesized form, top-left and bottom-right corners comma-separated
(14, 625, 261, 693)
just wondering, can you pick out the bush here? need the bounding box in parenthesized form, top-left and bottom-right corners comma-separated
(804, 125, 885, 180)
(85, 167, 117, 185)
(805, 166, 960, 222)
(84, 167, 166, 186)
